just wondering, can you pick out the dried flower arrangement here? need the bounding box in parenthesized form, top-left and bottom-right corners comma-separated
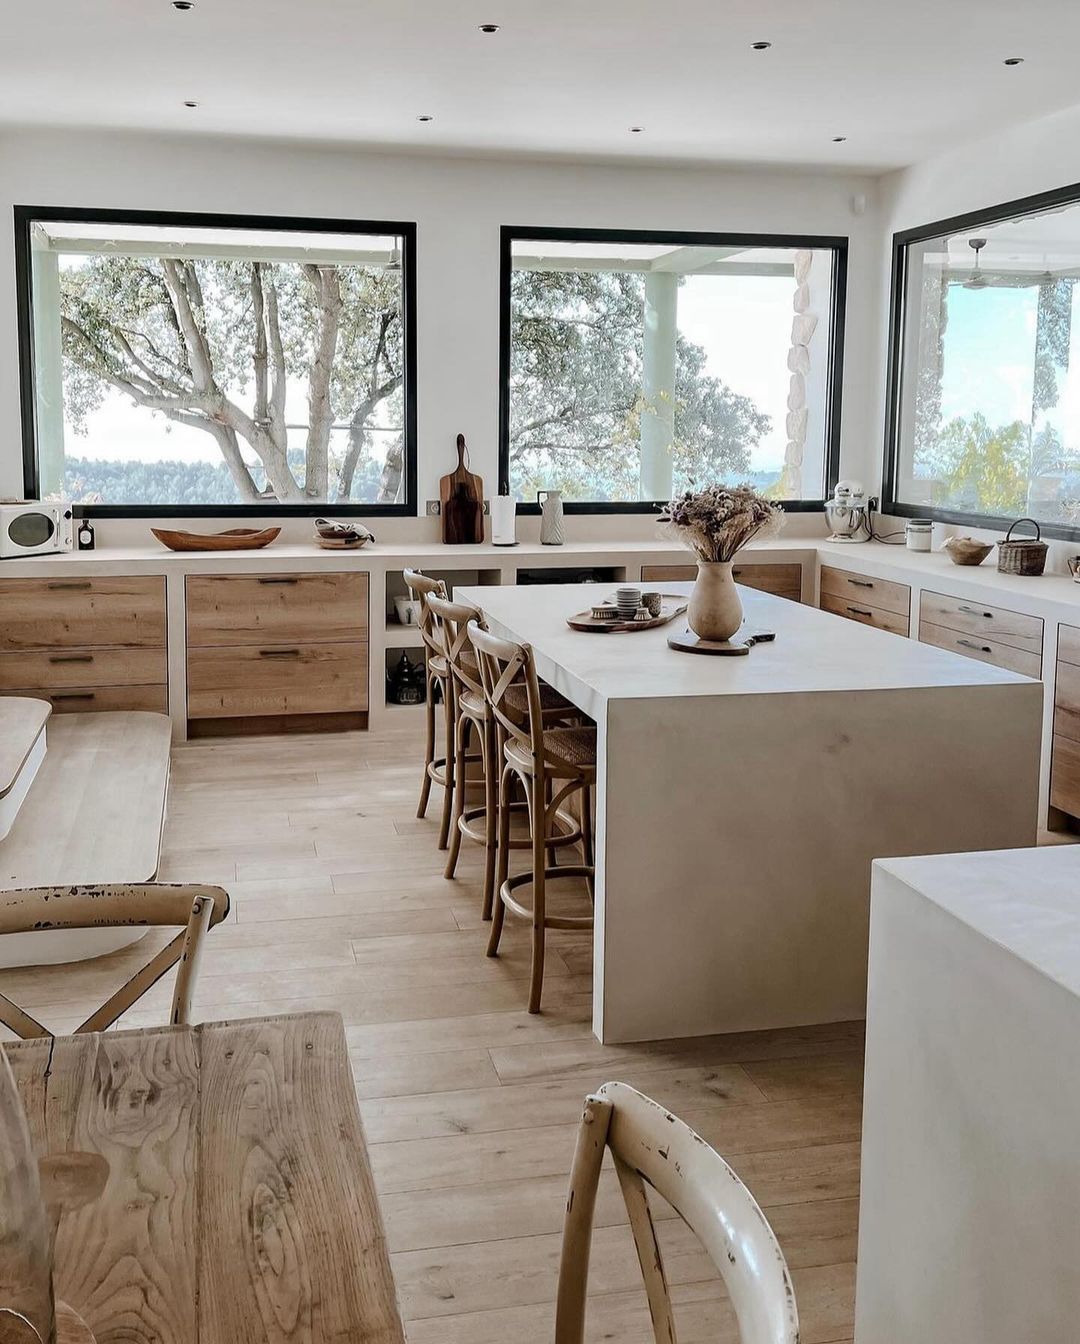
(659, 484, 785, 564)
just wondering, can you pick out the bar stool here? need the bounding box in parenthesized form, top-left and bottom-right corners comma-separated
(469, 620, 595, 1014)
(403, 568, 453, 848)
(432, 593, 584, 920)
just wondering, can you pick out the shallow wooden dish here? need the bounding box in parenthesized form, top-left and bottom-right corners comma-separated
(150, 527, 281, 552)
(943, 536, 993, 567)
(567, 598, 687, 633)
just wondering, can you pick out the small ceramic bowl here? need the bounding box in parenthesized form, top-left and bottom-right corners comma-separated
(641, 591, 662, 617)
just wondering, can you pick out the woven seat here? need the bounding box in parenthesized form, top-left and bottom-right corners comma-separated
(504, 679, 572, 718)
(507, 725, 597, 774)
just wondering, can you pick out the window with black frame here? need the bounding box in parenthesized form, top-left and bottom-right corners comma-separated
(16, 208, 416, 514)
(886, 188, 1080, 534)
(499, 228, 847, 510)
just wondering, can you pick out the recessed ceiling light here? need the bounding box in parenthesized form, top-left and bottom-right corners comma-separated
(1003, 56, 1025, 66)
(751, 41, 772, 50)
(629, 126, 644, 133)
(478, 23, 500, 33)
(183, 99, 199, 108)
(832, 136, 847, 143)
(172, 1, 194, 9)
(417, 114, 434, 122)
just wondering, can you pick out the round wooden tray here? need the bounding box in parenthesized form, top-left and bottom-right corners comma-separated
(567, 598, 686, 633)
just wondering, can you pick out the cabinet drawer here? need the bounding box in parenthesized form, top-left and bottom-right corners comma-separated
(641, 562, 802, 600)
(0, 685, 169, 714)
(1051, 733, 1080, 817)
(921, 590, 1043, 654)
(186, 573, 369, 647)
(919, 619, 1042, 678)
(1058, 621, 1080, 669)
(732, 562, 802, 600)
(1054, 657, 1080, 743)
(820, 565, 910, 617)
(187, 642, 369, 718)
(0, 647, 166, 690)
(820, 591, 908, 636)
(0, 576, 166, 651)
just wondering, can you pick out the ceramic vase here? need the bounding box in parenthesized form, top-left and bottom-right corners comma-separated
(687, 561, 743, 642)
(538, 490, 565, 546)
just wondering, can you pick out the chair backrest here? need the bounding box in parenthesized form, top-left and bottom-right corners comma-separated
(0, 883, 230, 1039)
(426, 594, 486, 702)
(467, 621, 545, 759)
(555, 1082, 799, 1344)
(402, 569, 448, 662)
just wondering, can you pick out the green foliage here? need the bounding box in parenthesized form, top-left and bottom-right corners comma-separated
(508, 269, 768, 501)
(928, 413, 1029, 515)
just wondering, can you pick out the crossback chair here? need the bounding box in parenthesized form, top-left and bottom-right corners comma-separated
(0, 883, 230, 1039)
(468, 621, 594, 1012)
(403, 569, 454, 848)
(556, 1082, 799, 1344)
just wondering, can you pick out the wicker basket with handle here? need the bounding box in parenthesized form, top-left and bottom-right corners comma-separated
(996, 518, 1048, 576)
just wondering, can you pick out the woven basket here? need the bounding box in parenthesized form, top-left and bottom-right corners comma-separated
(997, 518, 1047, 576)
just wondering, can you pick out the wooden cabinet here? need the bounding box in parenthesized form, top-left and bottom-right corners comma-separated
(0, 576, 167, 712)
(641, 562, 802, 601)
(919, 589, 1043, 679)
(186, 573, 368, 732)
(819, 565, 910, 635)
(1052, 623, 1080, 819)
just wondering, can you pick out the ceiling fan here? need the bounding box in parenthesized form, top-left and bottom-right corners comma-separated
(960, 237, 1071, 290)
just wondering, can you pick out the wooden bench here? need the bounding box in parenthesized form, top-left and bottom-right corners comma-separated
(0, 711, 172, 967)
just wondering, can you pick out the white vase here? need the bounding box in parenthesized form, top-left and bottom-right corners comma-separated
(687, 561, 743, 642)
(538, 490, 565, 545)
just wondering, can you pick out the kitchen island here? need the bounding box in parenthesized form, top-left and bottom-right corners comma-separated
(460, 580, 1043, 1043)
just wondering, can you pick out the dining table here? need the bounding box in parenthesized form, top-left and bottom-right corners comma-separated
(4, 1012, 405, 1344)
(459, 579, 1043, 1043)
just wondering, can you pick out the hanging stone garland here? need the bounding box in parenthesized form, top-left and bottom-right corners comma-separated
(780, 250, 819, 498)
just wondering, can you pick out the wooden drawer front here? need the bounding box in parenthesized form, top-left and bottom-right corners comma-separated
(821, 591, 908, 636)
(186, 573, 369, 647)
(187, 642, 368, 718)
(820, 565, 910, 617)
(641, 565, 696, 582)
(921, 590, 1042, 654)
(642, 562, 801, 600)
(0, 576, 166, 650)
(732, 562, 802, 600)
(1051, 733, 1080, 817)
(1054, 655, 1080, 743)
(919, 620, 1042, 678)
(0, 647, 166, 691)
(0, 685, 169, 714)
(1058, 622, 1080, 669)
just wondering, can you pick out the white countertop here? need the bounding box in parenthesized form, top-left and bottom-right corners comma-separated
(462, 579, 1033, 707)
(874, 845, 1080, 999)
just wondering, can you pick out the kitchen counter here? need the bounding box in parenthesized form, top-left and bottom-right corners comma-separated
(462, 580, 1042, 1042)
(857, 844, 1080, 1344)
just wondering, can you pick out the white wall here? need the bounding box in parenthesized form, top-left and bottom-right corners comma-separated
(0, 128, 882, 533)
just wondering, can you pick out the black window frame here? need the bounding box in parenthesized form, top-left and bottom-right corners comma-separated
(15, 204, 419, 519)
(498, 224, 848, 514)
(882, 180, 1080, 542)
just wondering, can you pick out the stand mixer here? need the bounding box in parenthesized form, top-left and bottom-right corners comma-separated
(824, 480, 871, 542)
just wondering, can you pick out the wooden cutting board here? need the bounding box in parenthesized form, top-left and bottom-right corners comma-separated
(440, 433, 484, 544)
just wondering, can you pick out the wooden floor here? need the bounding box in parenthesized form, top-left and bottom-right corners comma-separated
(2, 724, 862, 1343)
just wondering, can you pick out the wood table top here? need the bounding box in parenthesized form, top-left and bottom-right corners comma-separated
(5, 1012, 405, 1344)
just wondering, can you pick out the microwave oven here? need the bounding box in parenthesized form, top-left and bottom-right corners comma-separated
(0, 503, 74, 558)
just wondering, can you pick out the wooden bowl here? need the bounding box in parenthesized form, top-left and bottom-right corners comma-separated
(943, 537, 993, 567)
(150, 527, 281, 552)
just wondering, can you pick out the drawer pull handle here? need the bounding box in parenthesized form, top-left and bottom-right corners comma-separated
(49, 654, 93, 664)
(259, 648, 301, 658)
(847, 578, 874, 588)
(958, 638, 992, 654)
(258, 577, 300, 586)
(847, 605, 872, 617)
(958, 604, 992, 618)
(52, 691, 95, 701)
(46, 581, 92, 591)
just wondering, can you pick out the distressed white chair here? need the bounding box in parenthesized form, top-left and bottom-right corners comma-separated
(403, 568, 454, 848)
(0, 883, 230, 1039)
(556, 1081, 799, 1344)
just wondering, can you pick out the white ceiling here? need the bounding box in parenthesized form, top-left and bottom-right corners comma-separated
(2, 0, 1078, 172)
